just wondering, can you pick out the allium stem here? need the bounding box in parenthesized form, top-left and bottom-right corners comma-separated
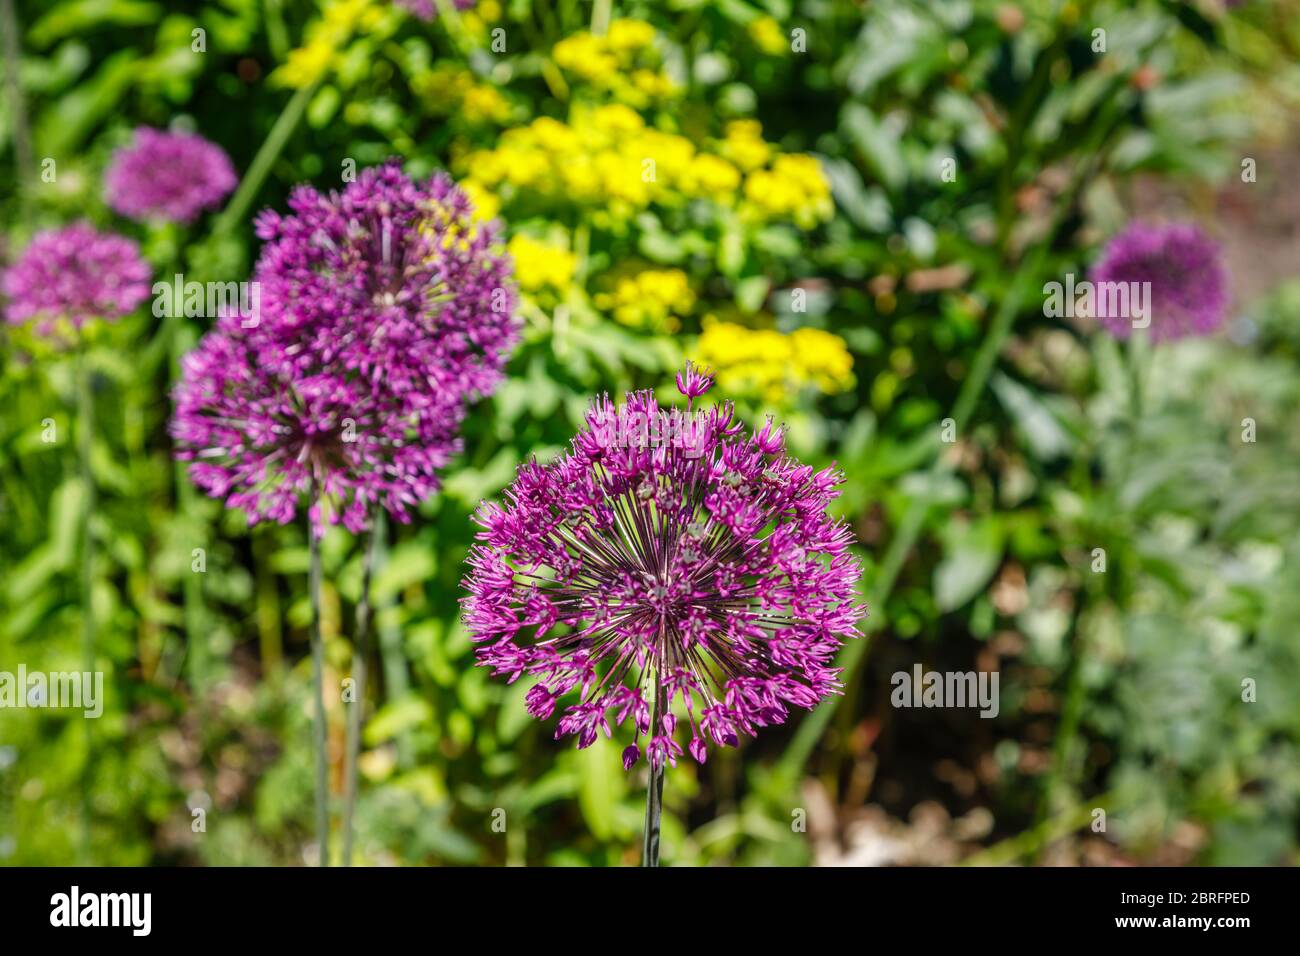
(169, 314, 208, 690)
(341, 508, 379, 867)
(1126, 332, 1150, 422)
(307, 488, 330, 867)
(77, 353, 96, 673)
(77, 348, 96, 862)
(372, 513, 414, 766)
(641, 676, 666, 867)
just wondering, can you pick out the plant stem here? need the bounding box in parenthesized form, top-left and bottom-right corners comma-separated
(591, 0, 612, 36)
(77, 353, 96, 675)
(432, 0, 471, 57)
(307, 487, 330, 866)
(371, 512, 414, 767)
(0, 0, 32, 202)
(263, 0, 291, 61)
(213, 81, 316, 236)
(77, 348, 96, 862)
(1126, 332, 1150, 422)
(1036, 611, 1086, 835)
(641, 676, 666, 867)
(341, 509, 380, 867)
(168, 313, 209, 690)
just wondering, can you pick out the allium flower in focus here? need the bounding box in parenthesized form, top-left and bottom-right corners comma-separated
(105, 127, 237, 224)
(462, 364, 865, 769)
(172, 161, 518, 533)
(1088, 221, 1229, 342)
(2, 222, 151, 332)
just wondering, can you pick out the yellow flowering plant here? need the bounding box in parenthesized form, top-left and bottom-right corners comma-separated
(270, 8, 851, 417)
(395, 17, 847, 417)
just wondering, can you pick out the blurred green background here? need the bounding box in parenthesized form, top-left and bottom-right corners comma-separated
(2, 0, 1300, 866)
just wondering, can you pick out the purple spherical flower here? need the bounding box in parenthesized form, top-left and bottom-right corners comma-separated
(1088, 221, 1229, 342)
(171, 311, 463, 535)
(105, 127, 237, 224)
(251, 160, 518, 406)
(462, 368, 865, 769)
(172, 161, 517, 534)
(3, 222, 151, 331)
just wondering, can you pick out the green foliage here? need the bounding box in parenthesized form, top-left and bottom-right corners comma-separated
(2, 0, 1298, 866)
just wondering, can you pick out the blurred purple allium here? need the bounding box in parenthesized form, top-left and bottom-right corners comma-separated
(462, 365, 865, 769)
(2, 222, 151, 331)
(171, 161, 518, 534)
(171, 311, 463, 535)
(1089, 221, 1229, 342)
(251, 160, 518, 404)
(105, 127, 237, 224)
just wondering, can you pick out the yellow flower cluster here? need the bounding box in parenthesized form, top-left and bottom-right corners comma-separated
(552, 19, 677, 107)
(414, 65, 511, 125)
(274, 0, 385, 89)
(595, 269, 695, 332)
(749, 16, 790, 56)
(695, 320, 855, 402)
(718, 120, 772, 171)
(507, 234, 576, 294)
(449, 0, 504, 47)
(744, 155, 835, 229)
(462, 106, 832, 229)
(461, 179, 501, 222)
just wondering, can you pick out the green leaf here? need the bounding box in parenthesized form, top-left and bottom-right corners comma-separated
(734, 276, 770, 314)
(28, 0, 160, 47)
(372, 540, 436, 605)
(364, 694, 434, 746)
(35, 51, 138, 156)
(991, 372, 1074, 461)
(841, 103, 906, 192)
(576, 735, 624, 841)
(934, 517, 1004, 612)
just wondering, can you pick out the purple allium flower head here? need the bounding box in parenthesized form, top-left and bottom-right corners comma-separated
(171, 311, 462, 535)
(2, 222, 151, 332)
(172, 160, 518, 535)
(251, 160, 518, 405)
(105, 127, 237, 224)
(1088, 221, 1229, 342)
(462, 369, 865, 768)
